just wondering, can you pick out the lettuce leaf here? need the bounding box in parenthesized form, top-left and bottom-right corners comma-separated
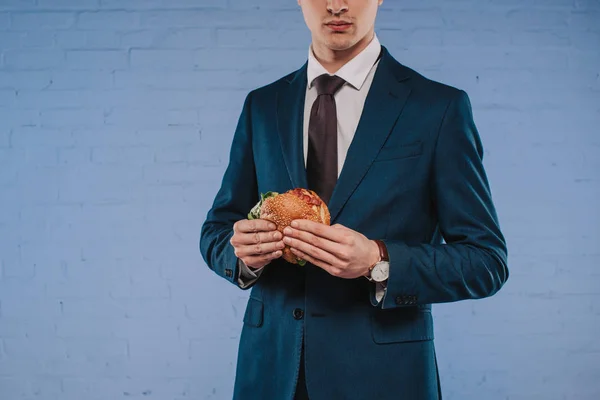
(247, 191, 279, 220)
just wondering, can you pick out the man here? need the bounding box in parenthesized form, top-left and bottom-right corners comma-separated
(200, 0, 509, 399)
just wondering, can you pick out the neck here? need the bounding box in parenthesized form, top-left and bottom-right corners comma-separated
(311, 30, 375, 74)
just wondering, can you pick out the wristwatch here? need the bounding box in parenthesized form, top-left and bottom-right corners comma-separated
(366, 239, 389, 283)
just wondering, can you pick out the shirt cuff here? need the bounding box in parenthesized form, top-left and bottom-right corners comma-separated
(237, 259, 266, 288)
(375, 281, 388, 303)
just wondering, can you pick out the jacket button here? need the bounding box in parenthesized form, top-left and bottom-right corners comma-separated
(395, 296, 403, 305)
(293, 308, 304, 320)
(225, 269, 233, 278)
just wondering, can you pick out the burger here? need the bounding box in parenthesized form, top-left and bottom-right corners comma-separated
(247, 188, 330, 265)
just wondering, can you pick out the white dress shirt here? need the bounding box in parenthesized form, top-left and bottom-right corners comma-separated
(238, 34, 387, 302)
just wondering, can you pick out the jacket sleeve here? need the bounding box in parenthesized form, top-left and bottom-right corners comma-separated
(199, 92, 261, 290)
(377, 89, 509, 309)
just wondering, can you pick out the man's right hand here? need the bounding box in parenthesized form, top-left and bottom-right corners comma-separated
(230, 219, 285, 269)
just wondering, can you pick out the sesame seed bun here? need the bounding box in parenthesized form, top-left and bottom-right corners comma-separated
(259, 188, 330, 264)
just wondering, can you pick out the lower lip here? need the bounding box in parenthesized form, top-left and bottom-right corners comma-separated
(326, 24, 352, 32)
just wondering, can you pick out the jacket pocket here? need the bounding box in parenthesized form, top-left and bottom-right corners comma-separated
(243, 297, 264, 328)
(370, 307, 434, 344)
(374, 141, 423, 162)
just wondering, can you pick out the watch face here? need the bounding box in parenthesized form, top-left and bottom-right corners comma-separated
(371, 262, 389, 282)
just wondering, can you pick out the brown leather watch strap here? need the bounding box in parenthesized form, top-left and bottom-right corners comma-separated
(374, 239, 389, 262)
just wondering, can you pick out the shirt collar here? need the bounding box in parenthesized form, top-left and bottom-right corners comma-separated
(307, 34, 381, 91)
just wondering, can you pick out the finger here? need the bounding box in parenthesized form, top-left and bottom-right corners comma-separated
(235, 241, 285, 258)
(233, 230, 282, 246)
(283, 227, 346, 260)
(290, 219, 348, 242)
(284, 235, 338, 266)
(244, 250, 282, 267)
(235, 219, 277, 233)
(290, 248, 337, 274)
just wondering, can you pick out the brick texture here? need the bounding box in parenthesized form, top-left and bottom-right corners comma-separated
(0, 1, 598, 399)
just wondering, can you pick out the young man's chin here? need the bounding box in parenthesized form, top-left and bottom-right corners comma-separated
(322, 35, 359, 52)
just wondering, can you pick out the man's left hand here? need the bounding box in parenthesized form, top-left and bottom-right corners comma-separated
(282, 219, 380, 279)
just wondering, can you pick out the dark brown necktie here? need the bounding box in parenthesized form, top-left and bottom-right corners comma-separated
(306, 74, 346, 205)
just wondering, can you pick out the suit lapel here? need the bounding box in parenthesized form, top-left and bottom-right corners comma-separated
(276, 64, 308, 190)
(328, 47, 413, 223)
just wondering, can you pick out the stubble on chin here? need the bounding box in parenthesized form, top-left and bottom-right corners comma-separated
(321, 33, 357, 51)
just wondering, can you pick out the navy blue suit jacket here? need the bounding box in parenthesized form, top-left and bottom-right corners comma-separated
(200, 46, 508, 400)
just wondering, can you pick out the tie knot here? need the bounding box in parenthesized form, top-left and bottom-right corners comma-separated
(313, 74, 346, 96)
